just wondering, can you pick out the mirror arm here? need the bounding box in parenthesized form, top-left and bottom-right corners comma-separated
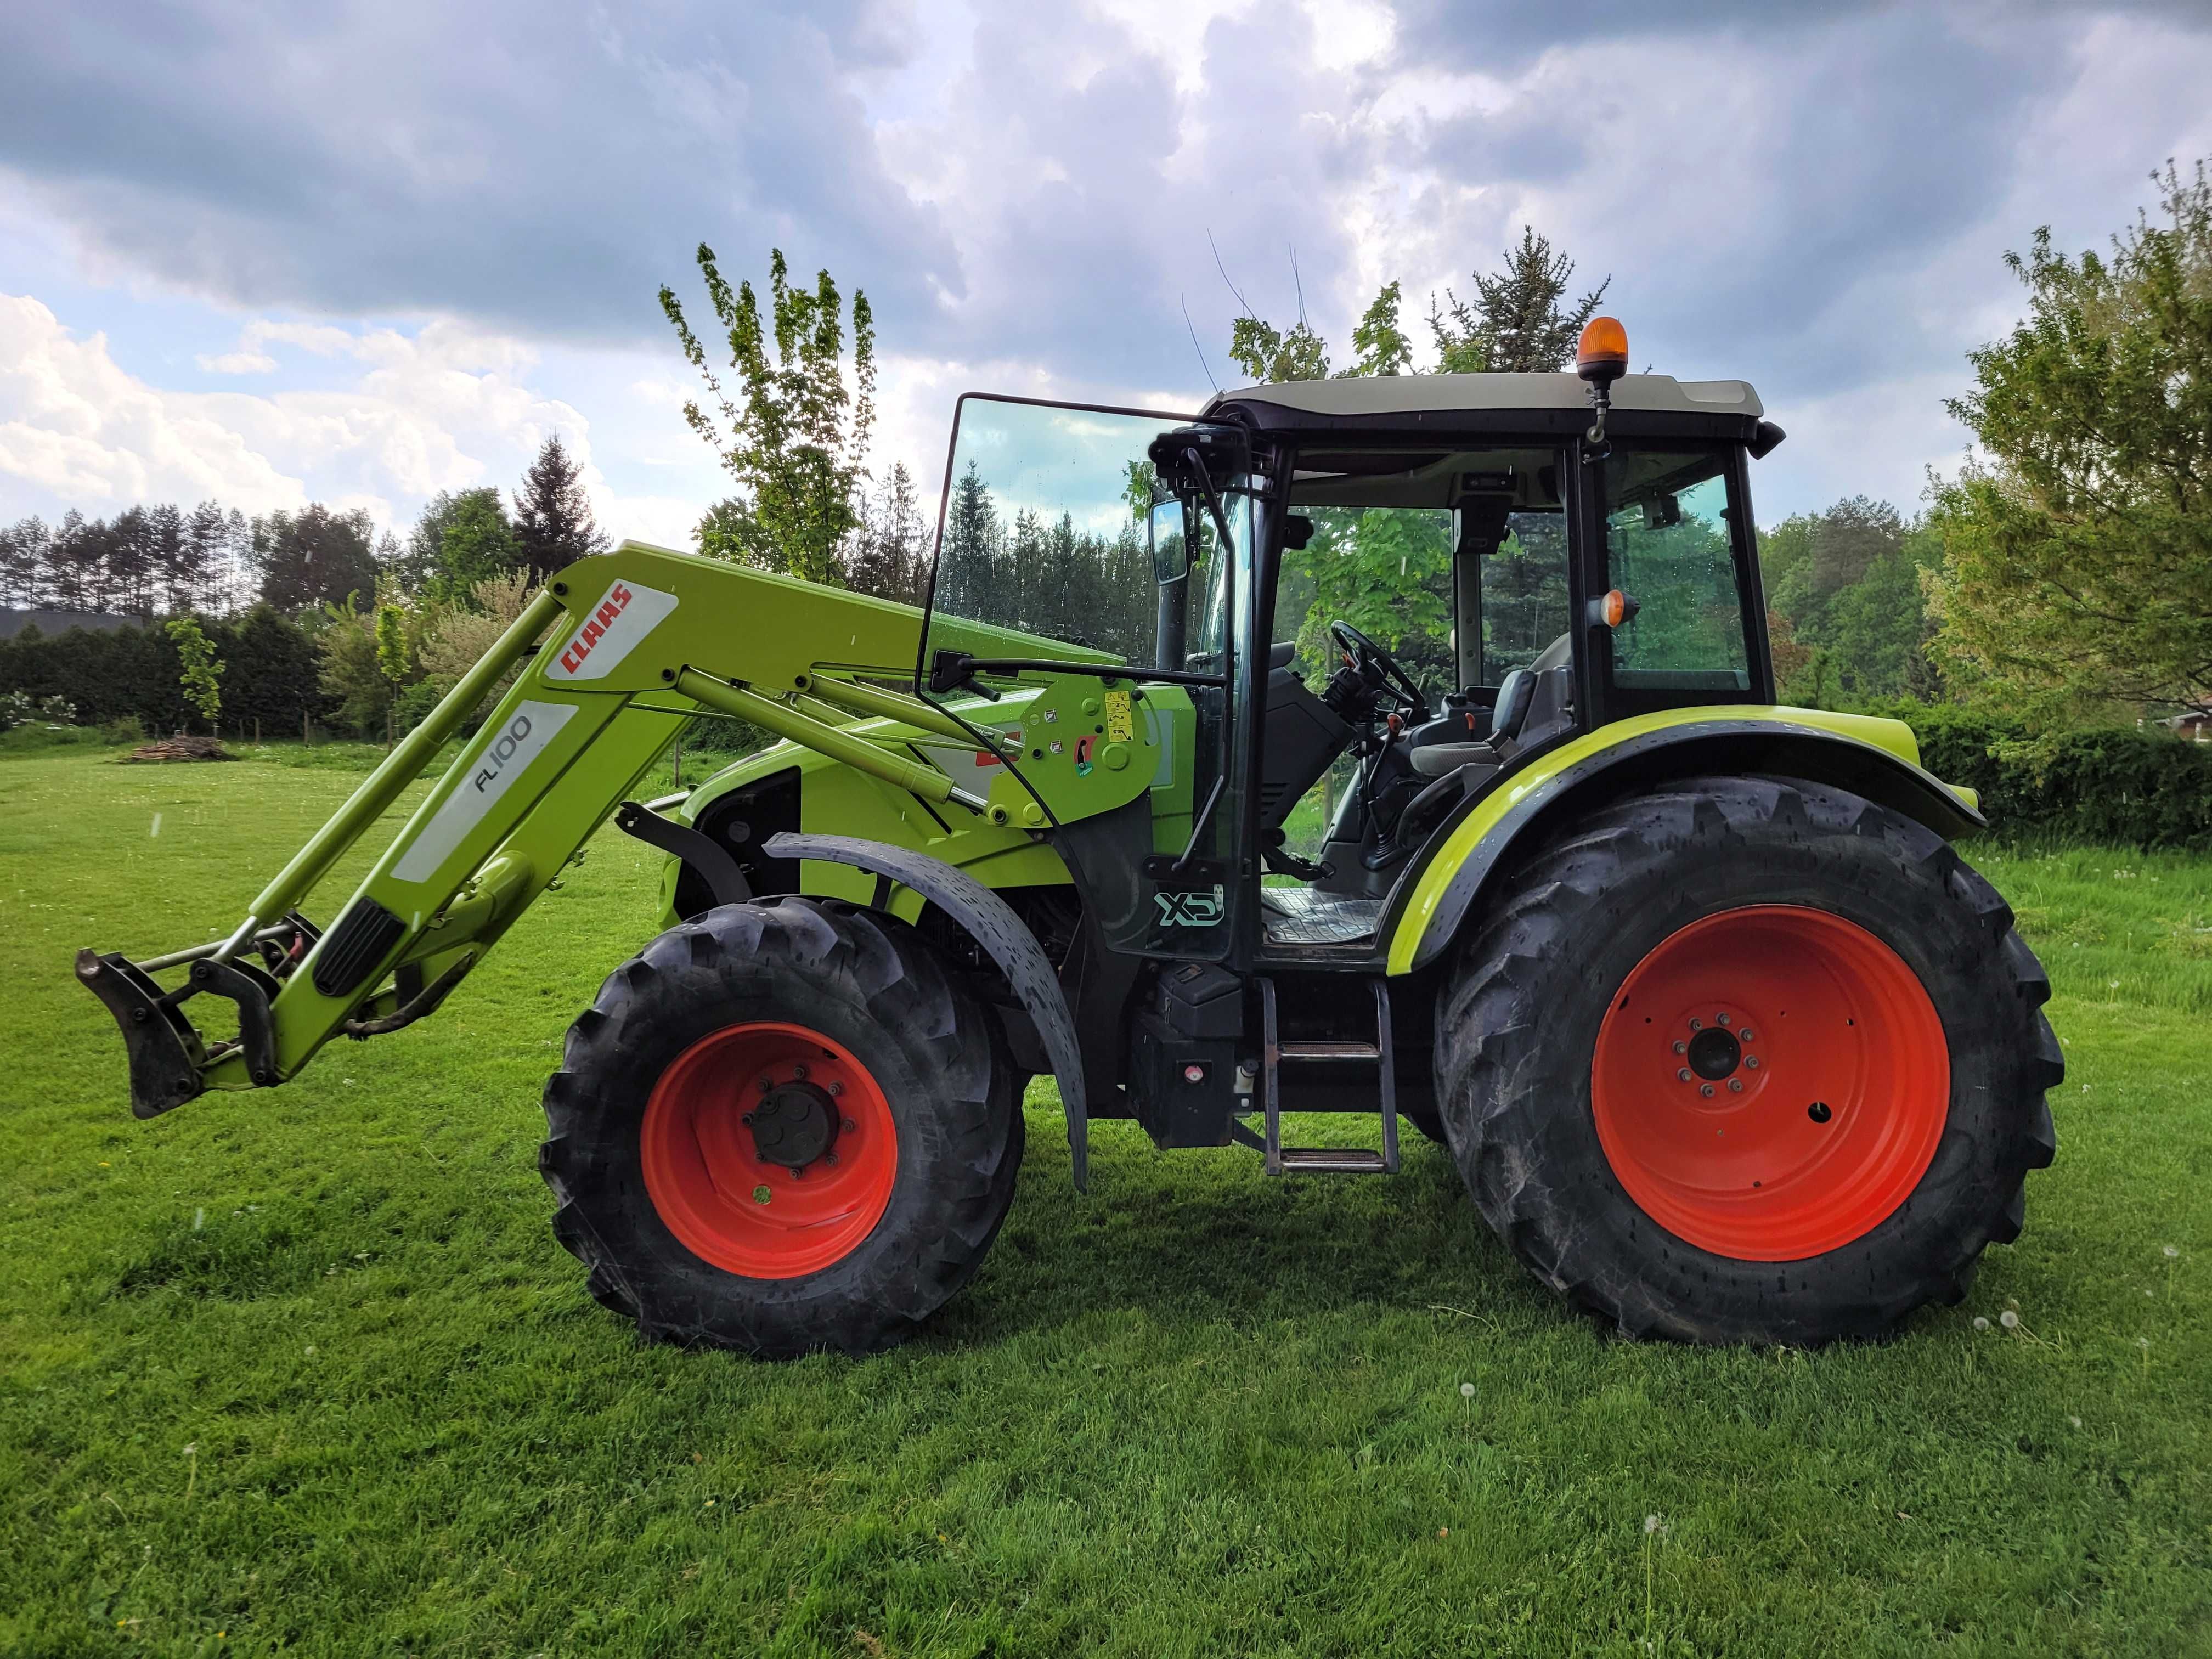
(1183, 447, 1240, 557)
(926, 649, 1003, 701)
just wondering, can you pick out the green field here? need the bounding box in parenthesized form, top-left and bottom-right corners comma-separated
(2, 744, 2207, 1656)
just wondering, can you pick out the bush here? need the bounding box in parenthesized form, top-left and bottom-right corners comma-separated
(393, 678, 444, 735)
(0, 690, 77, 732)
(1865, 700, 2212, 848)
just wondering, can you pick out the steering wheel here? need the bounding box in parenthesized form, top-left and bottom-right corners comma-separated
(1328, 620, 1430, 724)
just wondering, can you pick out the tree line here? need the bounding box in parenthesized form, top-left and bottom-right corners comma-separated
(0, 436, 617, 741)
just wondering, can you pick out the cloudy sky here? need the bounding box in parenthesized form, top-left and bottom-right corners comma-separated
(3, 0, 2210, 551)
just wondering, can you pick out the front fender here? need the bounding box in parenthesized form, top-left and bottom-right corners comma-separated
(1387, 708, 1985, 975)
(763, 831, 1092, 1190)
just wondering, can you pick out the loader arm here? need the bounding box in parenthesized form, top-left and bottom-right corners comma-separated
(77, 540, 1125, 1119)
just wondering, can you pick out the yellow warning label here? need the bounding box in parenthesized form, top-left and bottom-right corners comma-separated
(1103, 688, 1134, 743)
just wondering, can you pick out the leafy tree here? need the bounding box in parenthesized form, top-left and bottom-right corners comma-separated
(1341, 282, 1413, 377)
(317, 594, 432, 738)
(661, 245, 875, 583)
(253, 504, 385, 613)
(374, 602, 409, 744)
(1927, 159, 2212, 721)
(1759, 497, 1939, 704)
(692, 496, 765, 568)
(1430, 227, 1610, 373)
(417, 570, 537, 726)
(163, 615, 223, 732)
(514, 435, 607, 580)
(400, 488, 517, 599)
(1228, 313, 1330, 382)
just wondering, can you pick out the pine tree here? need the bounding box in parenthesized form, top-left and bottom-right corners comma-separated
(176, 503, 244, 615)
(0, 516, 50, 608)
(939, 463, 1000, 622)
(512, 436, 607, 581)
(1429, 227, 1610, 374)
(845, 462, 927, 605)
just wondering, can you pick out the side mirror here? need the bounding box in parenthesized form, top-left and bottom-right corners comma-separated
(1149, 499, 1189, 584)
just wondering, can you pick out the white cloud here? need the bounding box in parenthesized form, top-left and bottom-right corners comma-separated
(0, 293, 706, 548)
(0, 294, 307, 511)
(195, 348, 277, 375)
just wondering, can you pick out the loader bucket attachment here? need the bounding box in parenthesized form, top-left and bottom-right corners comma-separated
(75, 950, 210, 1120)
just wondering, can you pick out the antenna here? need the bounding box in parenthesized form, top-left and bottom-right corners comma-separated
(1207, 230, 1256, 319)
(1181, 295, 1220, 393)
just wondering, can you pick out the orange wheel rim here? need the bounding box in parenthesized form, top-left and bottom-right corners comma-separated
(641, 1022, 898, 1279)
(1590, 905, 1949, 1261)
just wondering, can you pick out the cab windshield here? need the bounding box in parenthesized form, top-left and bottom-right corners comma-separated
(923, 396, 1201, 669)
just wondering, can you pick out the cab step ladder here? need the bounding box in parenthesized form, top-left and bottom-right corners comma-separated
(1256, 977, 1401, 1175)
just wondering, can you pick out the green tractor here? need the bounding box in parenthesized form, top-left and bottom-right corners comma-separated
(79, 320, 2060, 1356)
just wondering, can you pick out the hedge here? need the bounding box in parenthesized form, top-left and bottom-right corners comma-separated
(0, 606, 328, 738)
(1859, 700, 2212, 848)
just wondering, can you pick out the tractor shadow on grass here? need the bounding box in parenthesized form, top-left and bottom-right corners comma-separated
(932, 1111, 1553, 1348)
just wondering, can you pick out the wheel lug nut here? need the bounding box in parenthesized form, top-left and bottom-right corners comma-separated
(1739, 1030, 1754, 1042)
(1745, 1057, 1759, 1070)
(741, 1112, 754, 1125)
(1688, 1018, 1703, 1031)
(759, 1076, 775, 1092)
(827, 1081, 844, 1098)
(1678, 1068, 1692, 1082)
(1700, 1083, 1716, 1097)
(792, 1064, 809, 1081)
(824, 1151, 839, 1166)
(1717, 1013, 1730, 1026)
(840, 1117, 857, 1133)
(1672, 1040, 1686, 1055)
(1728, 1079, 1743, 1092)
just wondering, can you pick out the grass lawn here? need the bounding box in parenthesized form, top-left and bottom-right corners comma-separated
(2, 743, 2208, 1656)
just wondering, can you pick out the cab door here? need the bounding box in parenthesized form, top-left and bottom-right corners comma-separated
(916, 393, 1252, 964)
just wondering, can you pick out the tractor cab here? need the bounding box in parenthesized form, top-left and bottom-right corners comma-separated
(913, 335, 1784, 978)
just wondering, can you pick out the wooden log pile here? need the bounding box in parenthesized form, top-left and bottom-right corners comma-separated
(120, 733, 236, 762)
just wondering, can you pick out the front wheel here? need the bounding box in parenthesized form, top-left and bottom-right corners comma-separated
(1436, 776, 2061, 1345)
(540, 897, 1023, 1357)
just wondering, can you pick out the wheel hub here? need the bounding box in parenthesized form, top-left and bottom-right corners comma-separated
(748, 1079, 840, 1169)
(1685, 1024, 1741, 1081)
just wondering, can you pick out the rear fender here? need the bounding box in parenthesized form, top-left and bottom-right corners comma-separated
(763, 832, 1091, 1189)
(1389, 713, 1985, 975)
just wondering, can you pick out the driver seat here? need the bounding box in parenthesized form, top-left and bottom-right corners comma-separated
(1407, 668, 1536, 778)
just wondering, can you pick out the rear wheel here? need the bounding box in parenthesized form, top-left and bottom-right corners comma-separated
(1436, 776, 2060, 1345)
(541, 897, 1023, 1357)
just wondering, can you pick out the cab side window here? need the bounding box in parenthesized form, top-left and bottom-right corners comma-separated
(1604, 454, 1751, 692)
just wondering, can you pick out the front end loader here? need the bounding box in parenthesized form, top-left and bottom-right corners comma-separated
(81, 318, 2061, 1356)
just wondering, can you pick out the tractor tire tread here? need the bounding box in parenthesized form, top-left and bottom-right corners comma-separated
(1435, 774, 2059, 1347)
(539, 896, 1022, 1358)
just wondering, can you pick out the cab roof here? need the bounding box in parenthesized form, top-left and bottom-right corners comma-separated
(1200, 371, 1762, 424)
